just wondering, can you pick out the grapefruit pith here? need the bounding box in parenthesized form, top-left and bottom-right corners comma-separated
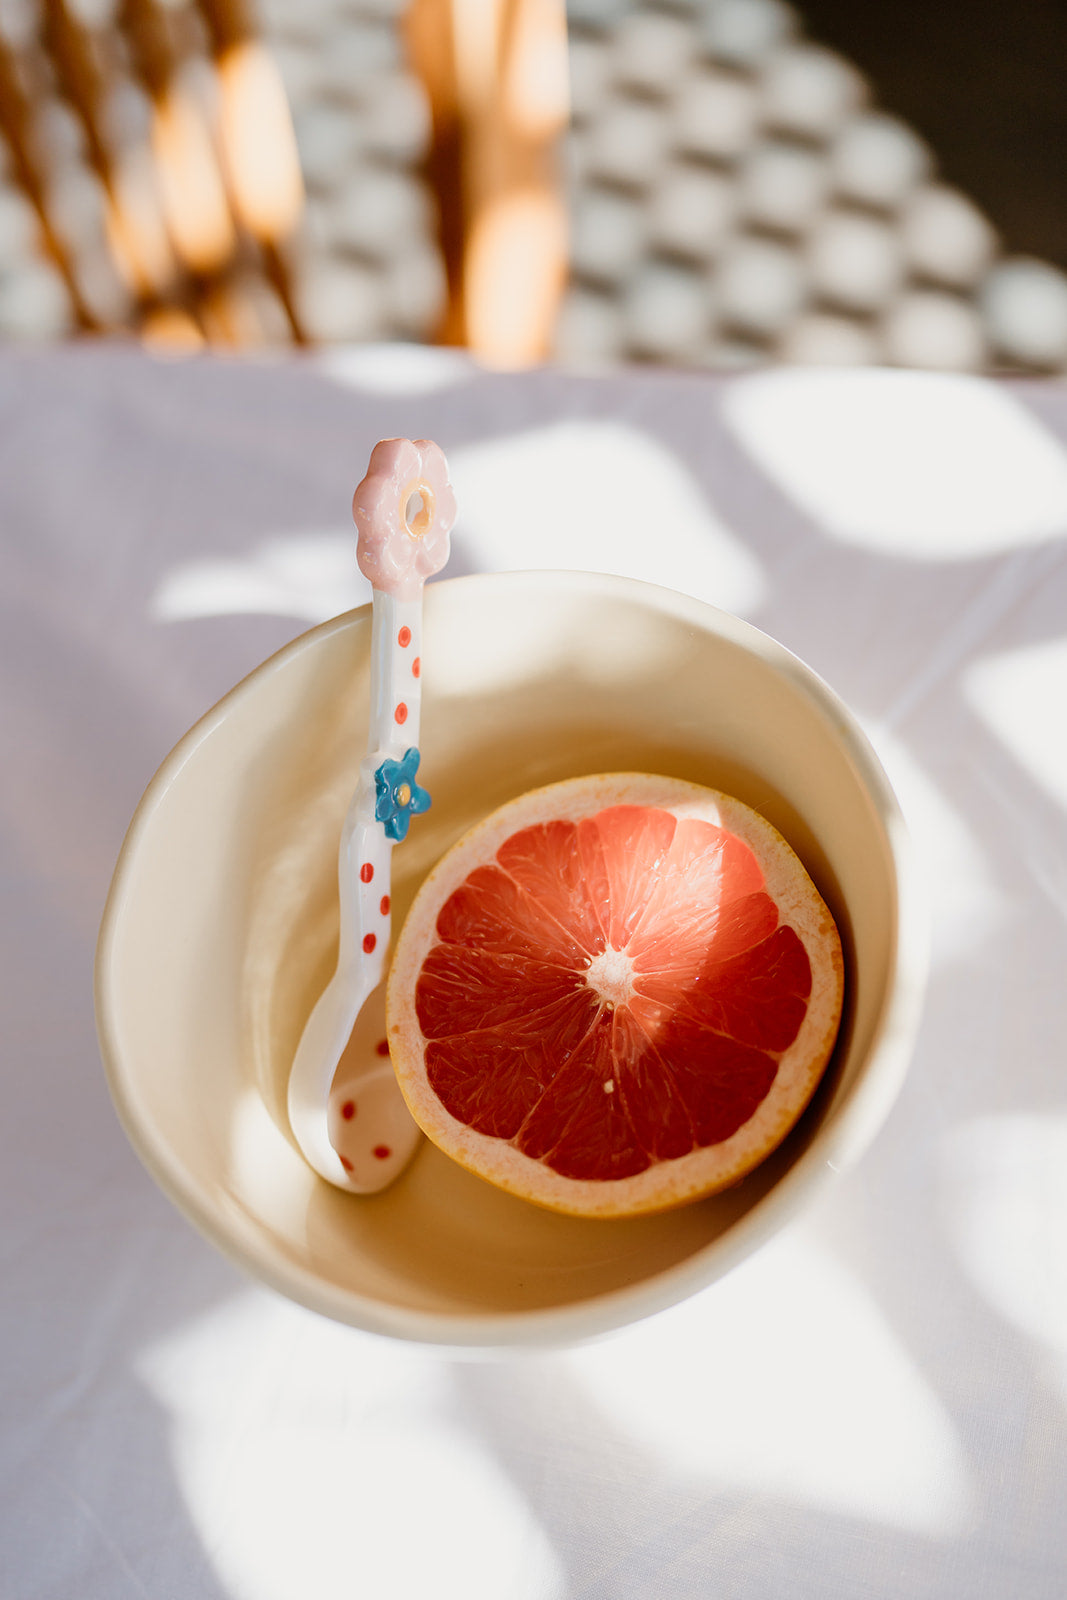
(386, 773, 844, 1217)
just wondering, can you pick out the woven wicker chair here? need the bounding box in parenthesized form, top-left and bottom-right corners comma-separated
(0, 0, 308, 343)
(2, 0, 1065, 371)
(0, 0, 568, 357)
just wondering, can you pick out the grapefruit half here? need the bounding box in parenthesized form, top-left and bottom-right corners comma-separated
(386, 773, 844, 1217)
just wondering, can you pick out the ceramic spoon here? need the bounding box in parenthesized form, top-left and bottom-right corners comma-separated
(287, 438, 456, 1192)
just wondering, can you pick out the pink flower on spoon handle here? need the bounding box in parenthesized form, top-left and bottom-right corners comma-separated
(352, 437, 456, 602)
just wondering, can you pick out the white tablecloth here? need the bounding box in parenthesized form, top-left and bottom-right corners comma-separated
(4, 342, 1067, 1599)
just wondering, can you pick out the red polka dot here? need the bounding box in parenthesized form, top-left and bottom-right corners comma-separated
(340, 1155, 353, 1172)
(397, 625, 411, 648)
(363, 932, 376, 953)
(380, 894, 390, 916)
(412, 657, 421, 678)
(375, 1038, 390, 1056)
(394, 702, 408, 724)
(341, 1100, 356, 1120)
(360, 861, 374, 883)
(373, 1145, 392, 1161)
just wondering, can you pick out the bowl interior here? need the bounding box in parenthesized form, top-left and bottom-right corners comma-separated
(97, 572, 917, 1346)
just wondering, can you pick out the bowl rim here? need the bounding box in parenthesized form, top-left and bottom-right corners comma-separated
(95, 569, 927, 1349)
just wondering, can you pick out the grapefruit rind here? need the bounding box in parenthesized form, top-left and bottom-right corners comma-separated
(386, 773, 844, 1218)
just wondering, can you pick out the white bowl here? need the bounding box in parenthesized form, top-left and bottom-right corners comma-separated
(96, 571, 925, 1349)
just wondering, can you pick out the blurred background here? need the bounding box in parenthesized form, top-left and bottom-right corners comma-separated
(0, 0, 1064, 374)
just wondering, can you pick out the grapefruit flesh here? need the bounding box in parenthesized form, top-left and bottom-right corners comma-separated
(386, 773, 844, 1217)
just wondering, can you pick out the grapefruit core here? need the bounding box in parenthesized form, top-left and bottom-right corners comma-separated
(386, 774, 844, 1217)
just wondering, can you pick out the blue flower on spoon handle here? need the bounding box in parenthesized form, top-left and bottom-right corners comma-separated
(374, 747, 431, 842)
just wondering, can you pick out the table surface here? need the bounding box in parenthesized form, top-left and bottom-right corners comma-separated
(4, 341, 1067, 1600)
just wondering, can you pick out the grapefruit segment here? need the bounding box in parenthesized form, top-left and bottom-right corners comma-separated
(434, 860, 595, 967)
(497, 820, 607, 954)
(415, 943, 585, 1037)
(387, 773, 845, 1217)
(583, 805, 676, 948)
(637, 919, 812, 1051)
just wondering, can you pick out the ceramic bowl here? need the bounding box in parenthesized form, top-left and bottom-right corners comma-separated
(96, 571, 925, 1349)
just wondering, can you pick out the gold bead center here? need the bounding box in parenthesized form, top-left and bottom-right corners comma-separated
(403, 481, 435, 539)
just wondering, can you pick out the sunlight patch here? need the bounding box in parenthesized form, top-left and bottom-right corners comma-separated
(723, 369, 1067, 557)
(940, 1120, 1067, 1356)
(138, 1292, 564, 1600)
(317, 342, 475, 394)
(450, 420, 764, 615)
(941, 1114, 1067, 1368)
(150, 531, 370, 622)
(862, 722, 1003, 963)
(963, 637, 1067, 811)
(567, 1229, 972, 1533)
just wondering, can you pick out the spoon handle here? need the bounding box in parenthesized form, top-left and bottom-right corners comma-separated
(369, 592, 424, 755)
